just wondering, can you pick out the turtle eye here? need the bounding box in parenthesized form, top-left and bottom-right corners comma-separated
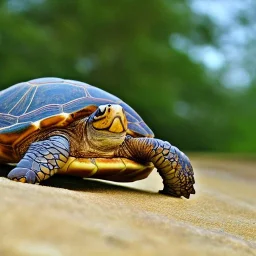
(94, 106, 106, 118)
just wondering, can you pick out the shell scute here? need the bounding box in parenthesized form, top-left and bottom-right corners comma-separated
(87, 87, 120, 102)
(26, 83, 86, 113)
(9, 86, 37, 116)
(40, 114, 69, 128)
(0, 82, 30, 113)
(64, 79, 91, 89)
(120, 102, 142, 122)
(62, 97, 115, 113)
(19, 104, 62, 123)
(127, 122, 150, 137)
(60, 157, 154, 182)
(0, 114, 18, 128)
(28, 77, 64, 84)
(139, 121, 154, 137)
(0, 122, 35, 145)
(125, 112, 139, 123)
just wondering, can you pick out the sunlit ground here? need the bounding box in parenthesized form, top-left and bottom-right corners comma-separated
(0, 154, 255, 256)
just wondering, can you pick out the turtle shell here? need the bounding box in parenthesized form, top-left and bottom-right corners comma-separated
(0, 78, 153, 161)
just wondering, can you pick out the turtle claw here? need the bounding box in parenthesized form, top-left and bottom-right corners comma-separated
(24, 170, 38, 183)
(159, 188, 182, 198)
(159, 187, 194, 199)
(7, 167, 38, 184)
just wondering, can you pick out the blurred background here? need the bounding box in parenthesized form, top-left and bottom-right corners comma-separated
(0, 0, 255, 153)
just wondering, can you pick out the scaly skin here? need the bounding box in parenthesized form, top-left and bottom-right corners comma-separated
(8, 136, 70, 183)
(115, 136, 195, 199)
(6, 104, 195, 199)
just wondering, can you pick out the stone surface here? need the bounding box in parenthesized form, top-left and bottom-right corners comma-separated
(0, 157, 255, 256)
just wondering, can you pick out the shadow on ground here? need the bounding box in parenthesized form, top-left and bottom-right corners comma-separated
(0, 163, 155, 196)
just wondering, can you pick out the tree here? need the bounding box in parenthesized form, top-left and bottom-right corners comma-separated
(0, 0, 254, 152)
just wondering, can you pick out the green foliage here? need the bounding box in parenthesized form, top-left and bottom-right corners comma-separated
(0, 0, 254, 152)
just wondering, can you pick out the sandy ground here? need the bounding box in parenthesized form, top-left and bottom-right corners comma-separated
(0, 156, 255, 256)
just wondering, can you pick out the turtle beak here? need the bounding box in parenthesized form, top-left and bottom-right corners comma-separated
(93, 104, 128, 133)
(108, 106, 128, 133)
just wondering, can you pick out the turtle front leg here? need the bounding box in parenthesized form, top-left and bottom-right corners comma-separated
(115, 136, 195, 199)
(8, 136, 69, 184)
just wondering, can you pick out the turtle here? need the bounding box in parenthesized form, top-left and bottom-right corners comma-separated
(0, 77, 195, 198)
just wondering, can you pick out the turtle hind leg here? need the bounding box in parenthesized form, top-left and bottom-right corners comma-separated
(8, 135, 70, 184)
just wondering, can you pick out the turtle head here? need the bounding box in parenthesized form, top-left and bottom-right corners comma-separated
(86, 104, 128, 150)
(92, 104, 128, 133)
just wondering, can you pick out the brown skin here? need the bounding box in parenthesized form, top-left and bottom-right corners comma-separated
(14, 105, 126, 160)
